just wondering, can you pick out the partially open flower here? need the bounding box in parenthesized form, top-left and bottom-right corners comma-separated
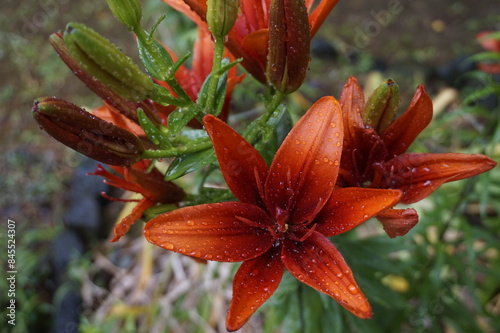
(338, 76, 497, 237)
(33, 97, 144, 166)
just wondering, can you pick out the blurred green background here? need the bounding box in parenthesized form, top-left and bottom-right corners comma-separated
(1, 0, 499, 332)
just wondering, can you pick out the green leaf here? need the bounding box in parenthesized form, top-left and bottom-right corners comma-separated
(137, 37, 173, 81)
(167, 104, 203, 135)
(137, 108, 173, 148)
(164, 148, 216, 180)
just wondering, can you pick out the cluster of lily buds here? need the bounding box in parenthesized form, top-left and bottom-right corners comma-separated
(31, 1, 498, 332)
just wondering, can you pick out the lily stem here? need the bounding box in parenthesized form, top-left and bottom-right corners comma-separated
(298, 282, 306, 333)
(245, 90, 285, 144)
(142, 139, 213, 159)
(205, 36, 225, 114)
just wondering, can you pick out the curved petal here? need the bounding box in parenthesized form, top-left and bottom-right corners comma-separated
(282, 232, 372, 319)
(383, 153, 497, 204)
(265, 96, 343, 225)
(226, 245, 284, 332)
(162, 0, 207, 28)
(315, 188, 402, 237)
(144, 202, 274, 262)
(376, 208, 419, 238)
(309, 0, 341, 37)
(204, 115, 269, 206)
(111, 198, 156, 242)
(381, 85, 433, 157)
(339, 76, 365, 133)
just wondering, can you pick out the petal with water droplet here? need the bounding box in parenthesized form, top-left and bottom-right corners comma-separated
(281, 232, 372, 319)
(144, 202, 274, 262)
(315, 188, 402, 237)
(265, 96, 343, 225)
(226, 245, 284, 332)
(204, 115, 269, 207)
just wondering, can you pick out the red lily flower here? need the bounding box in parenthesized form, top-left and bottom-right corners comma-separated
(338, 76, 497, 237)
(163, 0, 340, 83)
(144, 96, 401, 331)
(155, 27, 245, 125)
(91, 160, 185, 242)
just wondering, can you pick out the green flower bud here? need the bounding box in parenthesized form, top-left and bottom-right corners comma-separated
(207, 0, 239, 39)
(33, 97, 145, 166)
(63, 22, 154, 102)
(363, 78, 400, 134)
(266, 0, 311, 94)
(106, 0, 142, 30)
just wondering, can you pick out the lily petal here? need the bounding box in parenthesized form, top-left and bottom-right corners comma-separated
(384, 153, 497, 204)
(226, 245, 284, 332)
(204, 115, 269, 206)
(376, 208, 419, 238)
(162, 0, 207, 28)
(381, 85, 433, 157)
(309, 0, 341, 37)
(265, 96, 343, 225)
(282, 232, 372, 319)
(111, 197, 156, 242)
(315, 188, 402, 237)
(144, 202, 274, 262)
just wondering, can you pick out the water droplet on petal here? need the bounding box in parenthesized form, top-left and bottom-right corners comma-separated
(162, 242, 174, 250)
(347, 284, 359, 295)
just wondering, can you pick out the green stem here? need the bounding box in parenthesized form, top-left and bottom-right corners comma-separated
(298, 282, 306, 333)
(245, 90, 285, 144)
(204, 36, 225, 114)
(142, 139, 213, 159)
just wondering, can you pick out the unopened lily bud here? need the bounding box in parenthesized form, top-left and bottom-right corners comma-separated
(106, 0, 142, 30)
(267, 0, 310, 93)
(207, 0, 239, 39)
(63, 22, 154, 102)
(33, 97, 145, 166)
(363, 78, 400, 134)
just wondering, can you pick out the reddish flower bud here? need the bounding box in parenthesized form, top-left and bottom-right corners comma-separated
(266, 0, 311, 93)
(33, 97, 145, 166)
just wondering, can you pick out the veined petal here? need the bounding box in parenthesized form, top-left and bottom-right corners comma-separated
(111, 197, 156, 242)
(204, 115, 269, 206)
(282, 232, 372, 319)
(144, 202, 274, 262)
(315, 188, 402, 237)
(381, 85, 433, 157)
(308, 0, 340, 37)
(226, 245, 284, 332)
(376, 208, 419, 238)
(384, 153, 497, 204)
(339, 76, 365, 132)
(265, 96, 343, 225)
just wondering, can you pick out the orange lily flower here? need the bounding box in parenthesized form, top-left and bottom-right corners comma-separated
(91, 160, 185, 242)
(144, 96, 402, 331)
(338, 76, 497, 237)
(163, 0, 340, 83)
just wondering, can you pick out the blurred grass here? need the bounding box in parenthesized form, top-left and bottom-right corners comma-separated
(0, 0, 499, 332)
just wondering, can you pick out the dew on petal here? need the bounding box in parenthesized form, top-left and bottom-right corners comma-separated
(187, 220, 194, 226)
(347, 284, 359, 295)
(162, 242, 174, 250)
